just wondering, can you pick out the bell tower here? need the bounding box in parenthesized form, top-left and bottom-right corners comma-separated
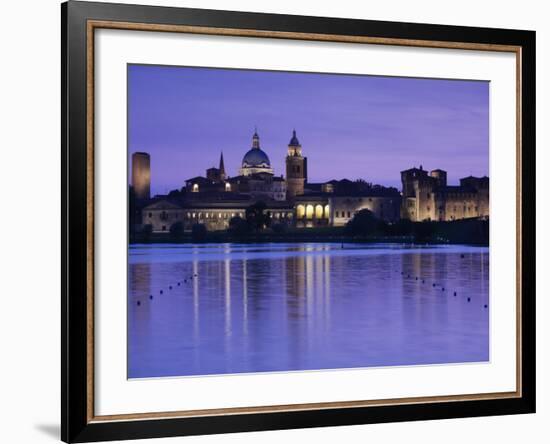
(285, 130, 306, 200)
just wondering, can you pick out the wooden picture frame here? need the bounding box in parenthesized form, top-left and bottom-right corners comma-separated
(62, 1, 535, 442)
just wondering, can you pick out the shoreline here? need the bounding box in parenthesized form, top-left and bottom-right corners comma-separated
(129, 235, 488, 247)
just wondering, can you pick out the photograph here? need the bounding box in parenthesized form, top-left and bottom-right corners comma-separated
(127, 64, 490, 379)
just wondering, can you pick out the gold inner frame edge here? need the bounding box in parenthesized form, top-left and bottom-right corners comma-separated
(85, 19, 523, 423)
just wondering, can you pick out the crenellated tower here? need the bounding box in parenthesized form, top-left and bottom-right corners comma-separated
(285, 130, 307, 200)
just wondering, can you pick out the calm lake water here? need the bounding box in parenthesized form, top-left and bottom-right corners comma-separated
(128, 243, 489, 379)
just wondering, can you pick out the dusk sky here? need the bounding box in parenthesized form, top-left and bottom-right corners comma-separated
(128, 64, 489, 196)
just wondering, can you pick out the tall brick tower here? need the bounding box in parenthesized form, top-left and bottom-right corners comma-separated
(285, 130, 306, 200)
(131, 152, 151, 200)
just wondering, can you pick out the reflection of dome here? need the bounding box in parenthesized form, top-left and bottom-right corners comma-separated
(242, 148, 271, 168)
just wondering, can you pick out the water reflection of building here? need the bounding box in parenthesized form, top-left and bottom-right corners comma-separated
(130, 130, 489, 233)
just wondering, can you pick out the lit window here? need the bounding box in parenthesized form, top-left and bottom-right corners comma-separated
(315, 205, 323, 219)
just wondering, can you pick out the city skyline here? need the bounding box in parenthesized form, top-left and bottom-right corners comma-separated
(128, 64, 489, 196)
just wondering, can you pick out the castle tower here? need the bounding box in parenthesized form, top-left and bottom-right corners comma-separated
(430, 169, 447, 187)
(131, 152, 151, 200)
(219, 151, 226, 181)
(285, 130, 306, 200)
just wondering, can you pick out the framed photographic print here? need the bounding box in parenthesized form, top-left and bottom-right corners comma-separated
(61, 1, 536, 442)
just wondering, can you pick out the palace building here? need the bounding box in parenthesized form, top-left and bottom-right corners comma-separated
(130, 129, 489, 233)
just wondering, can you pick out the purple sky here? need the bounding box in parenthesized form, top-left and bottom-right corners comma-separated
(128, 64, 489, 196)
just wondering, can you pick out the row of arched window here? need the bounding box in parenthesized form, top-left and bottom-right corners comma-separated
(296, 204, 330, 219)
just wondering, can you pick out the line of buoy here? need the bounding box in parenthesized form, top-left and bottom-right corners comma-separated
(395, 266, 487, 308)
(136, 272, 200, 307)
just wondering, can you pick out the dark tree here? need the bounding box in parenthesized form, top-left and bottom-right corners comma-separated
(170, 221, 184, 238)
(413, 221, 436, 242)
(229, 216, 251, 235)
(141, 224, 153, 241)
(382, 218, 414, 236)
(271, 222, 288, 234)
(345, 209, 380, 236)
(191, 223, 207, 242)
(245, 201, 270, 231)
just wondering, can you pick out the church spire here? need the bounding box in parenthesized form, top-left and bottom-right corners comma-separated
(219, 151, 226, 180)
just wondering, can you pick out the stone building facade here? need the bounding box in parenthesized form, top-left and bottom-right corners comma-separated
(142, 199, 293, 232)
(401, 166, 489, 222)
(294, 190, 401, 228)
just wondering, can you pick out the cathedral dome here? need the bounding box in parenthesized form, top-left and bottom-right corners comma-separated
(240, 130, 273, 176)
(242, 148, 271, 168)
